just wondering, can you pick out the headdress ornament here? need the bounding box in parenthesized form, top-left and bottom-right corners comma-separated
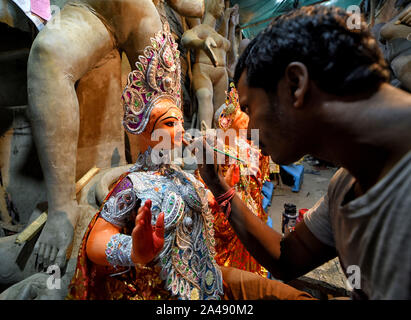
(218, 82, 240, 130)
(122, 22, 182, 135)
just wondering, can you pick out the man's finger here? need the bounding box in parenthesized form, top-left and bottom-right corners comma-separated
(224, 164, 234, 186)
(189, 136, 207, 165)
(204, 136, 219, 168)
(190, 134, 220, 168)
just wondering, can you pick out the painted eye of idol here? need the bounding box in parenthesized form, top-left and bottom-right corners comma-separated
(160, 110, 184, 128)
(150, 98, 184, 134)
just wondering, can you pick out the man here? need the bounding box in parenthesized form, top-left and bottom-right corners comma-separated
(196, 5, 411, 299)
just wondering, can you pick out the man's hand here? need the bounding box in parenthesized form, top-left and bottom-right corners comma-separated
(131, 200, 164, 265)
(190, 135, 229, 196)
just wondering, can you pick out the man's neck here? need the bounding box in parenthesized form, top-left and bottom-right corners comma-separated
(313, 84, 411, 194)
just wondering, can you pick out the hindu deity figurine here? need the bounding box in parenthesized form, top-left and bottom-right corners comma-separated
(67, 23, 223, 300)
(207, 83, 270, 276)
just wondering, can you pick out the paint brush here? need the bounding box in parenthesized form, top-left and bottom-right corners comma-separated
(183, 137, 246, 164)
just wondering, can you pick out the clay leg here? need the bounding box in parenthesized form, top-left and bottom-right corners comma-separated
(193, 64, 214, 129)
(27, 4, 115, 270)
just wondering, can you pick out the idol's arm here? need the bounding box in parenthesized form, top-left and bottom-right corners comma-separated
(181, 28, 206, 50)
(182, 28, 218, 67)
(86, 218, 122, 266)
(86, 200, 164, 267)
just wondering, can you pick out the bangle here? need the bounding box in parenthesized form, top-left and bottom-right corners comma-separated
(215, 187, 236, 219)
(105, 233, 134, 267)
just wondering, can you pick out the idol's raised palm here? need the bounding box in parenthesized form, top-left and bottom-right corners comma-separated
(131, 200, 165, 265)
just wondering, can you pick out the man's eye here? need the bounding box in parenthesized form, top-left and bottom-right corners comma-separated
(241, 105, 250, 114)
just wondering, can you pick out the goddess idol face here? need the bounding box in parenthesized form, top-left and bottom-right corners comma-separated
(138, 97, 185, 152)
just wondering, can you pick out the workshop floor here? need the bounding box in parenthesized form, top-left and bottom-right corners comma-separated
(268, 159, 338, 233)
(267, 160, 351, 299)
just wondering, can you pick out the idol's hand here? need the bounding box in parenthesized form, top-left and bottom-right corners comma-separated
(229, 4, 240, 26)
(131, 200, 164, 265)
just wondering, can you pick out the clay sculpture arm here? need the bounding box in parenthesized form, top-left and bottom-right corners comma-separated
(225, 5, 240, 79)
(219, 4, 238, 38)
(182, 27, 218, 67)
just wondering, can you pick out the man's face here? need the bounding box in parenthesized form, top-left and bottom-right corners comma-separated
(237, 71, 304, 165)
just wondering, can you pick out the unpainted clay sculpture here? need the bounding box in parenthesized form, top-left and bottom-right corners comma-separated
(181, 0, 231, 129)
(379, 3, 411, 91)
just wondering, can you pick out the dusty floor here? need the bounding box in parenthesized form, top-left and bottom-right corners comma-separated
(267, 159, 337, 233)
(266, 159, 352, 299)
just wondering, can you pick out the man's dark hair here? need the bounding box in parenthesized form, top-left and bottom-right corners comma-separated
(234, 5, 390, 96)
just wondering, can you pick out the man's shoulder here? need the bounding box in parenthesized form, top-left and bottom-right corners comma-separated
(326, 168, 354, 199)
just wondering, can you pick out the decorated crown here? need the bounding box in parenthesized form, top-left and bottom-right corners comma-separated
(218, 82, 240, 130)
(122, 22, 182, 135)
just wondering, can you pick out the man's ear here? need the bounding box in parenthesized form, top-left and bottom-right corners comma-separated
(285, 62, 309, 108)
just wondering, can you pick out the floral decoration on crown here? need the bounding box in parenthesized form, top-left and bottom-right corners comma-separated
(219, 82, 240, 130)
(122, 22, 182, 135)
